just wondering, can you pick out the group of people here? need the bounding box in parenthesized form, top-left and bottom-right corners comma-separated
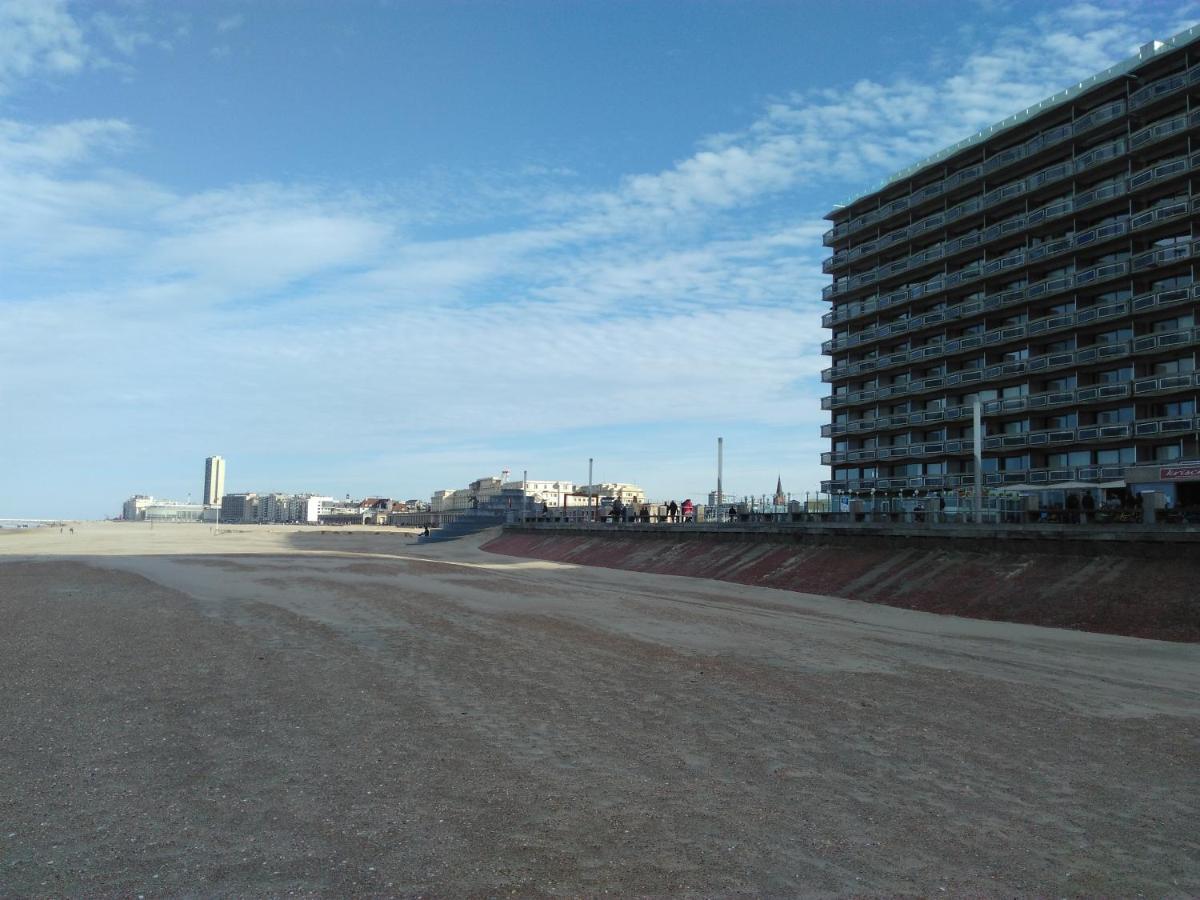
(608, 498, 694, 523)
(1062, 492, 1097, 524)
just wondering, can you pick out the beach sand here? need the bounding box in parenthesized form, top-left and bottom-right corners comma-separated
(1, 521, 1197, 895)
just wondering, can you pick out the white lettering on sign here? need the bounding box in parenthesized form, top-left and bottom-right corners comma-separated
(1159, 465, 1200, 480)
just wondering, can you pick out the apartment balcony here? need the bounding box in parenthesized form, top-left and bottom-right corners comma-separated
(823, 336, 1200, 412)
(822, 145, 1199, 304)
(820, 463, 1133, 495)
(820, 412, 1194, 467)
(823, 295, 1123, 368)
(1129, 107, 1199, 151)
(822, 297, 1193, 386)
(822, 60, 1200, 251)
(820, 380, 1139, 437)
(819, 108, 1071, 247)
(1128, 61, 1200, 110)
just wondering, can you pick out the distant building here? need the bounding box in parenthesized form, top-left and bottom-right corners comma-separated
(469, 477, 503, 504)
(203, 456, 226, 506)
(500, 479, 577, 508)
(707, 490, 736, 508)
(299, 495, 333, 524)
(318, 503, 388, 525)
(220, 492, 257, 524)
(579, 482, 647, 504)
(144, 501, 212, 523)
(122, 495, 154, 521)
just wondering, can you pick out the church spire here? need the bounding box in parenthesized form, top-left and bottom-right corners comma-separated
(774, 475, 786, 507)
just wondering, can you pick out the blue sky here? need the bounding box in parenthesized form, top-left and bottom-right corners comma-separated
(2, 0, 1198, 518)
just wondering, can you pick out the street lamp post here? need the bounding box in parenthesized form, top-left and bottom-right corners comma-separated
(973, 398, 984, 525)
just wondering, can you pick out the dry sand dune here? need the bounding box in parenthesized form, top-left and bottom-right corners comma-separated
(1, 521, 1197, 896)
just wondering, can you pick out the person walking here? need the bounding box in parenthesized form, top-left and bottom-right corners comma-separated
(1066, 492, 1081, 524)
(667, 500, 679, 523)
(681, 498, 694, 522)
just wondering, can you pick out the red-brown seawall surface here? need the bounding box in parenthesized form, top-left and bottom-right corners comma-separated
(483, 525, 1200, 642)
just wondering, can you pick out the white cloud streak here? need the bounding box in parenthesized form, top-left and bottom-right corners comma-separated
(0, 0, 87, 93)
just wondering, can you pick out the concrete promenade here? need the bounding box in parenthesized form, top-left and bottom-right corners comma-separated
(506, 518, 1200, 556)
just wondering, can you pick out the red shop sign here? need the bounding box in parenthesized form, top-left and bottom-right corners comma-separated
(1159, 465, 1200, 480)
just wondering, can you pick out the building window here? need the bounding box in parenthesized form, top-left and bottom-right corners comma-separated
(1001, 455, 1030, 472)
(1152, 399, 1196, 416)
(1096, 367, 1133, 384)
(1154, 357, 1196, 375)
(1091, 327, 1131, 346)
(1152, 314, 1194, 333)
(1095, 406, 1134, 424)
(1044, 412, 1077, 429)
(1154, 444, 1183, 461)
(1096, 447, 1134, 465)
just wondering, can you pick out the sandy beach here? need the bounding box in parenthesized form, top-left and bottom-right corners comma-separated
(1, 521, 1197, 896)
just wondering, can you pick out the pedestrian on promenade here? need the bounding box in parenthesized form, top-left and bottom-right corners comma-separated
(667, 500, 679, 523)
(728, 505, 737, 522)
(681, 498, 694, 522)
(1066, 493, 1080, 524)
(611, 498, 624, 524)
(640, 505, 650, 523)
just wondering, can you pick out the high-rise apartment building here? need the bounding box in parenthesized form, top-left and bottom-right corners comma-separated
(821, 27, 1200, 508)
(203, 455, 226, 506)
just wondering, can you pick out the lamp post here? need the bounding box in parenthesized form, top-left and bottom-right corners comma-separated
(973, 398, 983, 525)
(717, 437, 723, 519)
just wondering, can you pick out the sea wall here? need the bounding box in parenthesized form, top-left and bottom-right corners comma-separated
(482, 524, 1200, 642)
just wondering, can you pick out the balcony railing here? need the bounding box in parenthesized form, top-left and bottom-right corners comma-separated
(822, 336, 1200, 411)
(820, 380, 1144, 437)
(821, 412, 1192, 466)
(820, 462, 1135, 494)
(823, 142, 1198, 303)
(1129, 63, 1200, 110)
(822, 280, 1156, 372)
(821, 90, 1146, 249)
(823, 58, 1200, 251)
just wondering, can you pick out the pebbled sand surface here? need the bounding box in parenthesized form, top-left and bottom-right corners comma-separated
(1, 521, 1197, 896)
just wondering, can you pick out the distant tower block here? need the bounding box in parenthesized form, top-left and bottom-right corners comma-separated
(204, 456, 226, 506)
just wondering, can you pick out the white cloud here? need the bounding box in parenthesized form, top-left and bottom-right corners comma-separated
(0, 118, 132, 168)
(91, 11, 154, 57)
(151, 207, 389, 294)
(0, 0, 87, 93)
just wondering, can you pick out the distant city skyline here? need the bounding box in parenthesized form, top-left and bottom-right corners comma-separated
(3, 0, 1196, 518)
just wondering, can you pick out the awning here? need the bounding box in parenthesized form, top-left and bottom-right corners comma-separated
(999, 480, 1126, 492)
